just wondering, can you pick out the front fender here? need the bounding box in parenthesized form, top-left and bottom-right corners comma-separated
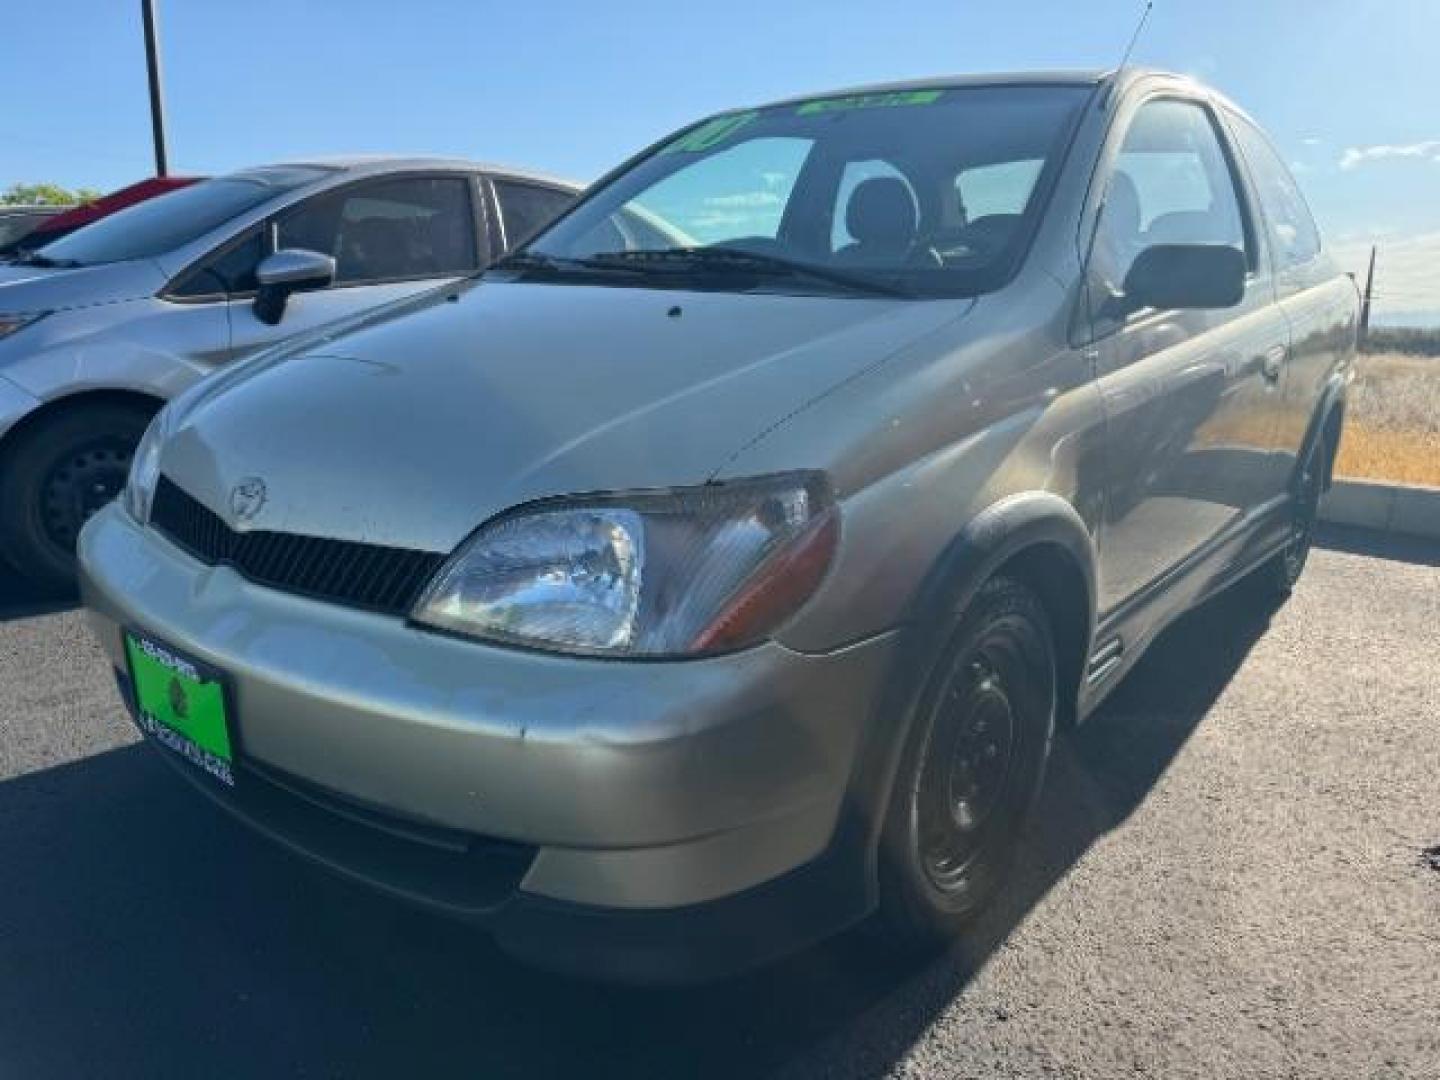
(907, 490, 1097, 634)
(0, 299, 218, 406)
(0, 373, 42, 441)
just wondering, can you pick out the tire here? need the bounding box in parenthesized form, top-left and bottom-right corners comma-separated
(0, 402, 154, 591)
(874, 575, 1057, 948)
(1260, 431, 1329, 599)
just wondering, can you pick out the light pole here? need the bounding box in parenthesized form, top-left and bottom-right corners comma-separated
(141, 0, 169, 177)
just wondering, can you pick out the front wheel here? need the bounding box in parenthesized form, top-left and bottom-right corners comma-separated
(875, 576, 1057, 947)
(0, 402, 154, 590)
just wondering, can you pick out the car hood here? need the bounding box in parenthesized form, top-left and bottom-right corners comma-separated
(162, 280, 970, 553)
(0, 259, 164, 313)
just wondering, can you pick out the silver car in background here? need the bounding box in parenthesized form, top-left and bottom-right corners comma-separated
(0, 205, 66, 252)
(80, 70, 1356, 982)
(0, 158, 578, 586)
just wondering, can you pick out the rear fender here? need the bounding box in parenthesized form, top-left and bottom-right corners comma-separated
(1298, 372, 1349, 492)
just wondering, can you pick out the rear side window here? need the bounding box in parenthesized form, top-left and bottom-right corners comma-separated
(1092, 98, 1249, 293)
(278, 176, 477, 285)
(492, 180, 577, 249)
(1226, 112, 1322, 272)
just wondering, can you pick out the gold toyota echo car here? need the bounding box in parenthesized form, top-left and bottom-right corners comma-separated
(79, 69, 1356, 982)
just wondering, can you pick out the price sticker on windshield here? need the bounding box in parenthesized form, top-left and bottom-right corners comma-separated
(797, 90, 942, 115)
(659, 111, 760, 154)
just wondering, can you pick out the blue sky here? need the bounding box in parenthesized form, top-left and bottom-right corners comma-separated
(4, 0, 1438, 319)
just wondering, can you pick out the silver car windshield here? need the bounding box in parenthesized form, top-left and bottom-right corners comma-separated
(38, 166, 333, 266)
(521, 85, 1090, 298)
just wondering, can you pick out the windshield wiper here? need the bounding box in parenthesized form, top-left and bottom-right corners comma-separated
(9, 249, 82, 269)
(487, 250, 647, 280)
(586, 247, 914, 298)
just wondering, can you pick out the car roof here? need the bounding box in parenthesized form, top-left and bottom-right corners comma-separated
(258, 155, 582, 192)
(757, 67, 1228, 109)
(761, 69, 1110, 108)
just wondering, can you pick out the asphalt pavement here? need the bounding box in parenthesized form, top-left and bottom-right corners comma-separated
(1, 527, 1437, 1079)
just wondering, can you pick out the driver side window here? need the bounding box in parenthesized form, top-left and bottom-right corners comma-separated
(276, 176, 477, 286)
(1091, 98, 1248, 303)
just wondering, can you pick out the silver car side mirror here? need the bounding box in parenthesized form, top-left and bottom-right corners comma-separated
(254, 248, 336, 325)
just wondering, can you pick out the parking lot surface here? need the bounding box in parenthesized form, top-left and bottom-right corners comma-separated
(1, 528, 1437, 1079)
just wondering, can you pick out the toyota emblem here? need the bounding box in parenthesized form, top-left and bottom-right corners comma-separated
(230, 477, 267, 522)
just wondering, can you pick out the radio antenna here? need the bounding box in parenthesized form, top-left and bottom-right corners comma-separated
(1116, 1, 1154, 72)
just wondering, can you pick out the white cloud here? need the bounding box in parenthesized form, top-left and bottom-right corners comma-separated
(1336, 226, 1398, 243)
(1301, 137, 1324, 147)
(1339, 140, 1440, 170)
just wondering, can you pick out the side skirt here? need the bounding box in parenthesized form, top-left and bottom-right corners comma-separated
(1078, 494, 1291, 720)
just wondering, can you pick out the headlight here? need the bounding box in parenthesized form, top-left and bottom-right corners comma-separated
(0, 311, 49, 341)
(411, 472, 838, 657)
(122, 404, 174, 524)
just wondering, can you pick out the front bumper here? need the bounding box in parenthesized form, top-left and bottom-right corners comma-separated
(79, 503, 896, 979)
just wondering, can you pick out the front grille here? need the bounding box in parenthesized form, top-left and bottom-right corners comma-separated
(151, 475, 446, 616)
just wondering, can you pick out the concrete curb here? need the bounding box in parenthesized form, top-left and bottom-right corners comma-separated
(1321, 479, 1440, 541)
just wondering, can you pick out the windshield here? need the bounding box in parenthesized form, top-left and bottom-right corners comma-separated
(520, 85, 1090, 298)
(38, 166, 332, 266)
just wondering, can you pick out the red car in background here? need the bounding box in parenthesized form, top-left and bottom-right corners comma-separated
(0, 176, 201, 256)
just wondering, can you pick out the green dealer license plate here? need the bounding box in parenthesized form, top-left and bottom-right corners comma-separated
(124, 629, 235, 787)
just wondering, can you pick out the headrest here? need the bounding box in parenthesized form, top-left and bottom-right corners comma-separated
(845, 177, 917, 251)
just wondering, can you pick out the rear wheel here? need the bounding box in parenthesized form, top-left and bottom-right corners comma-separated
(875, 576, 1056, 947)
(0, 402, 154, 590)
(1262, 433, 1329, 598)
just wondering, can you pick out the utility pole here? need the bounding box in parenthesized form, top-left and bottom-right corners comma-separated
(141, 0, 169, 177)
(1359, 245, 1376, 349)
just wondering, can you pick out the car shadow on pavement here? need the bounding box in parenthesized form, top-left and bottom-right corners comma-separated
(0, 566, 75, 621)
(0, 578, 1283, 1080)
(1315, 522, 1440, 567)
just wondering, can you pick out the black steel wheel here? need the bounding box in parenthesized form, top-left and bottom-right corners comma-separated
(1263, 434, 1329, 598)
(915, 652, 1022, 892)
(0, 401, 153, 590)
(877, 576, 1056, 945)
(38, 436, 133, 552)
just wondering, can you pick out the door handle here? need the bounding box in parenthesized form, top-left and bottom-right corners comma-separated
(1262, 345, 1287, 383)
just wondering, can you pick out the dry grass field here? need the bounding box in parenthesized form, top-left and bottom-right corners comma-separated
(1336, 351, 1440, 487)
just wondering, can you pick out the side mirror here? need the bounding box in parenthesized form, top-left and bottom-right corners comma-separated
(254, 248, 336, 325)
(1120, 243, 1247, 314)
